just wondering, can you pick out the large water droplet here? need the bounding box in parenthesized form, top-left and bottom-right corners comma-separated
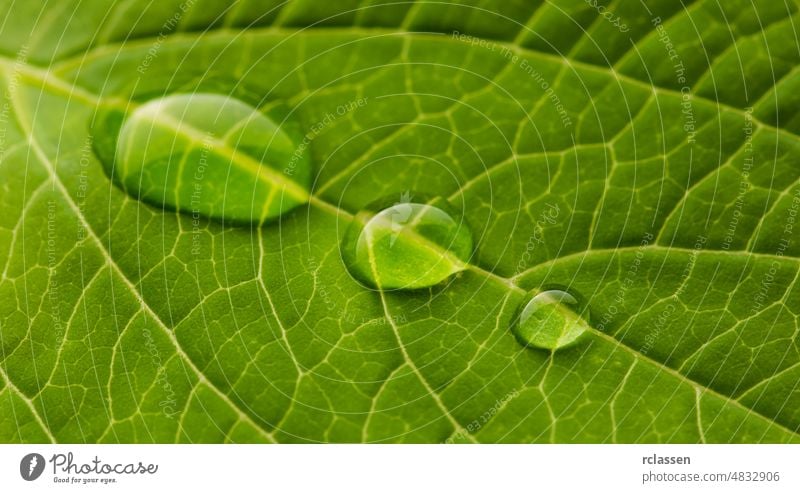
(98, 93, 310, 224)
(512, 288, 590, 350)
(343, 195, 473, 290)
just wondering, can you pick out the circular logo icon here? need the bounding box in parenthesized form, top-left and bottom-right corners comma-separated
(20, 453, 45, 481)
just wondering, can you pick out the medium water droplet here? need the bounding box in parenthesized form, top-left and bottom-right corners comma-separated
(513, 288, 590, 350)
(97, 93, 310, 224)
(343, 194, 473, 290)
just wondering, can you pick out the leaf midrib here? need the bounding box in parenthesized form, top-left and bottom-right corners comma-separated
(313, 203, 800, 440)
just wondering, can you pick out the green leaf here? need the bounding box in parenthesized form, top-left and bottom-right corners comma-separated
(1, 0, 799, 443)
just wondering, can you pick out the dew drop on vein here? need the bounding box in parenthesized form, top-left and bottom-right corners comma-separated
(103, 93, 311, 224)
(512, 288, 590, 350)
(342, 195, 474, 290)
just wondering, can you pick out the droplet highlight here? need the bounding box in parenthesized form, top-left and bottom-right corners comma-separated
(103, 93, 310, 224)
(513, 288, 590, 350)
(343, 195, 473, 290)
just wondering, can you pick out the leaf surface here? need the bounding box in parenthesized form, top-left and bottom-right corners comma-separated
(1, 0, 799, 443)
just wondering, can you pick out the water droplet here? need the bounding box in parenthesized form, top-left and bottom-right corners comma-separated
(96, 93, 310, 224)
(513, 288, 590, 350)
(343, 195, 473, 290)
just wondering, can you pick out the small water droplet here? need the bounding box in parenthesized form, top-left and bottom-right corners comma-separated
(95, 93, 310, 224)
(343, 194, 473, 290)
(512, 288, 590, 350)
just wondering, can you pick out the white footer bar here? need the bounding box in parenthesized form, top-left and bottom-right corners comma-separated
(0, 444, 796, 492)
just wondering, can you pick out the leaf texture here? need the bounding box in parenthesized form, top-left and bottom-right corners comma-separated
(0, 0, 799, 443)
